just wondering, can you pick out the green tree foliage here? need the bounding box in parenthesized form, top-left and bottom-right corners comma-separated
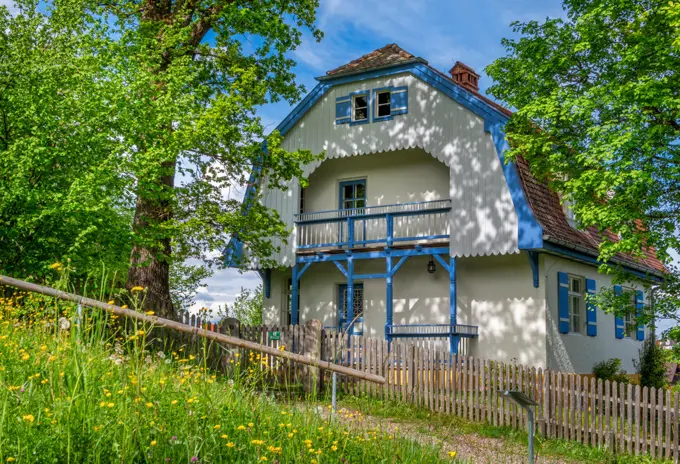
(635, 336, 669, 388)
(221, 284, 263, 326)
(0, 1, 132, 282)
(0, 0, 323, 316)
(486, 0, 680, 338)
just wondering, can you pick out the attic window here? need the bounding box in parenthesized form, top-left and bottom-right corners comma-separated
(352, 95, 368, 122)
(375, 90, 391, 117)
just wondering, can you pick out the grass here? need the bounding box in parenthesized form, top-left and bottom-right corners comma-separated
(0, 287, 450, 463)
(337, 395, 670, 464)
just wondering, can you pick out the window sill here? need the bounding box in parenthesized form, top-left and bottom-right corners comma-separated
(372, 115, 393, 123)
(349, 119, 369, 127)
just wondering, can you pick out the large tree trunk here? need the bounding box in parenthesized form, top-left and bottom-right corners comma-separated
(126, 160, 176, 319)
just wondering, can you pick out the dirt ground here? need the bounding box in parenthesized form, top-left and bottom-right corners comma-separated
(313, 405, 578, 464)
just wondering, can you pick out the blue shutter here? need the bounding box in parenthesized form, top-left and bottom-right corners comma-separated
(558, 272, 570, 333)
(263, 269, 271, 298)
(614, 285, 625, 339)
(635, 290, 645, 341)
(586, 278, 597, 337)
(390, 86, 408, 116)
(335, 95, 350, 124)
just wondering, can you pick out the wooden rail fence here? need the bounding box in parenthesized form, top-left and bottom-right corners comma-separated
(181, 320, 680, 462)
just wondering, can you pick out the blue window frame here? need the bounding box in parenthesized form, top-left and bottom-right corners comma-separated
(338, 283, 363, 335)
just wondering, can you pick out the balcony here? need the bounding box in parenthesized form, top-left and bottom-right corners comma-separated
(295, 200, 451, 252)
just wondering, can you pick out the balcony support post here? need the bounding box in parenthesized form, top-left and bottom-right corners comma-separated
(385, 253, 393, 344)
(449, 255, 459, 355)
(386, 214, 393, 247)
(346, 255, 354, 334)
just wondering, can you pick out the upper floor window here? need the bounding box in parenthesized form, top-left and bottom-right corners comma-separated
(562, 198, 577, 228)
(568, 275, 585, 333)
(352, 94, 368, 122)
(375, 90, 391, 118)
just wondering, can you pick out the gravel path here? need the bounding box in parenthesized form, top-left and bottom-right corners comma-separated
(312, 405, 577, 464)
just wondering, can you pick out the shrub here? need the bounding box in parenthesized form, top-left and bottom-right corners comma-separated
(635, 336, 668, 389)
(592, 358, 630, 384)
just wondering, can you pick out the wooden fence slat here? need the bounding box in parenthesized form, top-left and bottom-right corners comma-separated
(597, 378, 604, 449)
(673, 391, 679, 462)
(657, 387, 664, 459)
(635, 384, 642, 456)
(650, 386, 657, 459)
(665, 389, 671, 460)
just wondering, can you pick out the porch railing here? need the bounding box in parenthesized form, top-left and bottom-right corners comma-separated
(295, 199, 451, 250)
(386, 323, 478, 338)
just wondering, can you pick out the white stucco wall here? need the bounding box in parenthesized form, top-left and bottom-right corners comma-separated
(261, 252, 548, 367)
(255, 72, 519, 267)
(543, 254, 648, 374)
(304, 148, 449, 212)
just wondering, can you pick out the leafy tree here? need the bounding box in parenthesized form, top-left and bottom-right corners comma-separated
(0, 0, 322, 318)
(95, 0, 322, 318)
(487, 0, 680, 338)
(220, 284, 263, 326)
(0, 1, 132, 282)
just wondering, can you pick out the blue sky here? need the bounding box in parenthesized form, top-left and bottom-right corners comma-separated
(195, 0, 568, 314)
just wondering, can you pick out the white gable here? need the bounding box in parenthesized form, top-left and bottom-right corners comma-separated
(258, 72, 519, 267)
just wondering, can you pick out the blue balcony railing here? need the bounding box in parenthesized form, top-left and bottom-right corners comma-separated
(295, 199, 451, 251)
(386, 323, 478, 339)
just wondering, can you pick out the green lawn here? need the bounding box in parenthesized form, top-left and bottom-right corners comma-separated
(0, 292, 449, 463)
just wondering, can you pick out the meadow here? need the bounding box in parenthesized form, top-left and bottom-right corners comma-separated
(0, 286, 451, 463)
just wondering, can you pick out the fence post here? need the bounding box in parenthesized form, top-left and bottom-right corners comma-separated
(301, 319, 323, 394)
(408, 344, 416, 403)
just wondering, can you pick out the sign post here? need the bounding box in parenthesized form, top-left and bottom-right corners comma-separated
(500, 390, 538, 464)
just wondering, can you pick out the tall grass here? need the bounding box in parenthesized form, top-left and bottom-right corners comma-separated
(0, 280, 449, 463)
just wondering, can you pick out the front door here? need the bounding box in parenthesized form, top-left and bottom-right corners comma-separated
(338, 283, 364, 336)
(339, 180, 366, 246)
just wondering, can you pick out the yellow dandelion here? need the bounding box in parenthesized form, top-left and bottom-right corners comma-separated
(7, 458, 16, 462)
(49, 262, 62, 269)
(150, 440, 157, 447)
(237, 425, 246, 431)
(226, 442, 235, 448)
(145, 402, 153, 408)
(107, 402, 114, 408)
(248, 422, 254, 428)
(171, 400, 178, 405)
(23, 414, 35, 422)
(448, 451, 457, 458)
(331, 445, 338, 451)
(221, 434, 228, 439)
(145, 311, 155, 316)
(251, 439, 265, 445)
(21, 354, 29, 361)
(131, 286, 145, 292)
(107, 300, 115, 305)
(213, 424, 221, 430)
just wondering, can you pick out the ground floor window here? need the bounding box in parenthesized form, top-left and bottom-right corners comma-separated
(622, 288, 637, 338)
(338, 283, 364, 328)
(568, 275, 585, 333)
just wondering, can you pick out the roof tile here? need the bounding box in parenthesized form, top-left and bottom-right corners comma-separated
(326, 44, 422, 76)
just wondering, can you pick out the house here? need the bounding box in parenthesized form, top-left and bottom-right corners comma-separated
(225, 44, 664, 373)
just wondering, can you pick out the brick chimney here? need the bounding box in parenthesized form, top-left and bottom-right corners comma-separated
(449, 61, 480, 92)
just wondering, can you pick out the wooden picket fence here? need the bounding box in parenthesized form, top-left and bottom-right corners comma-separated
(176, 319, 680, 461)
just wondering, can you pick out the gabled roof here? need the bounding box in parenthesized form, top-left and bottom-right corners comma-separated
(325, 44, 426, 77)
(325, 44, 664, 277)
